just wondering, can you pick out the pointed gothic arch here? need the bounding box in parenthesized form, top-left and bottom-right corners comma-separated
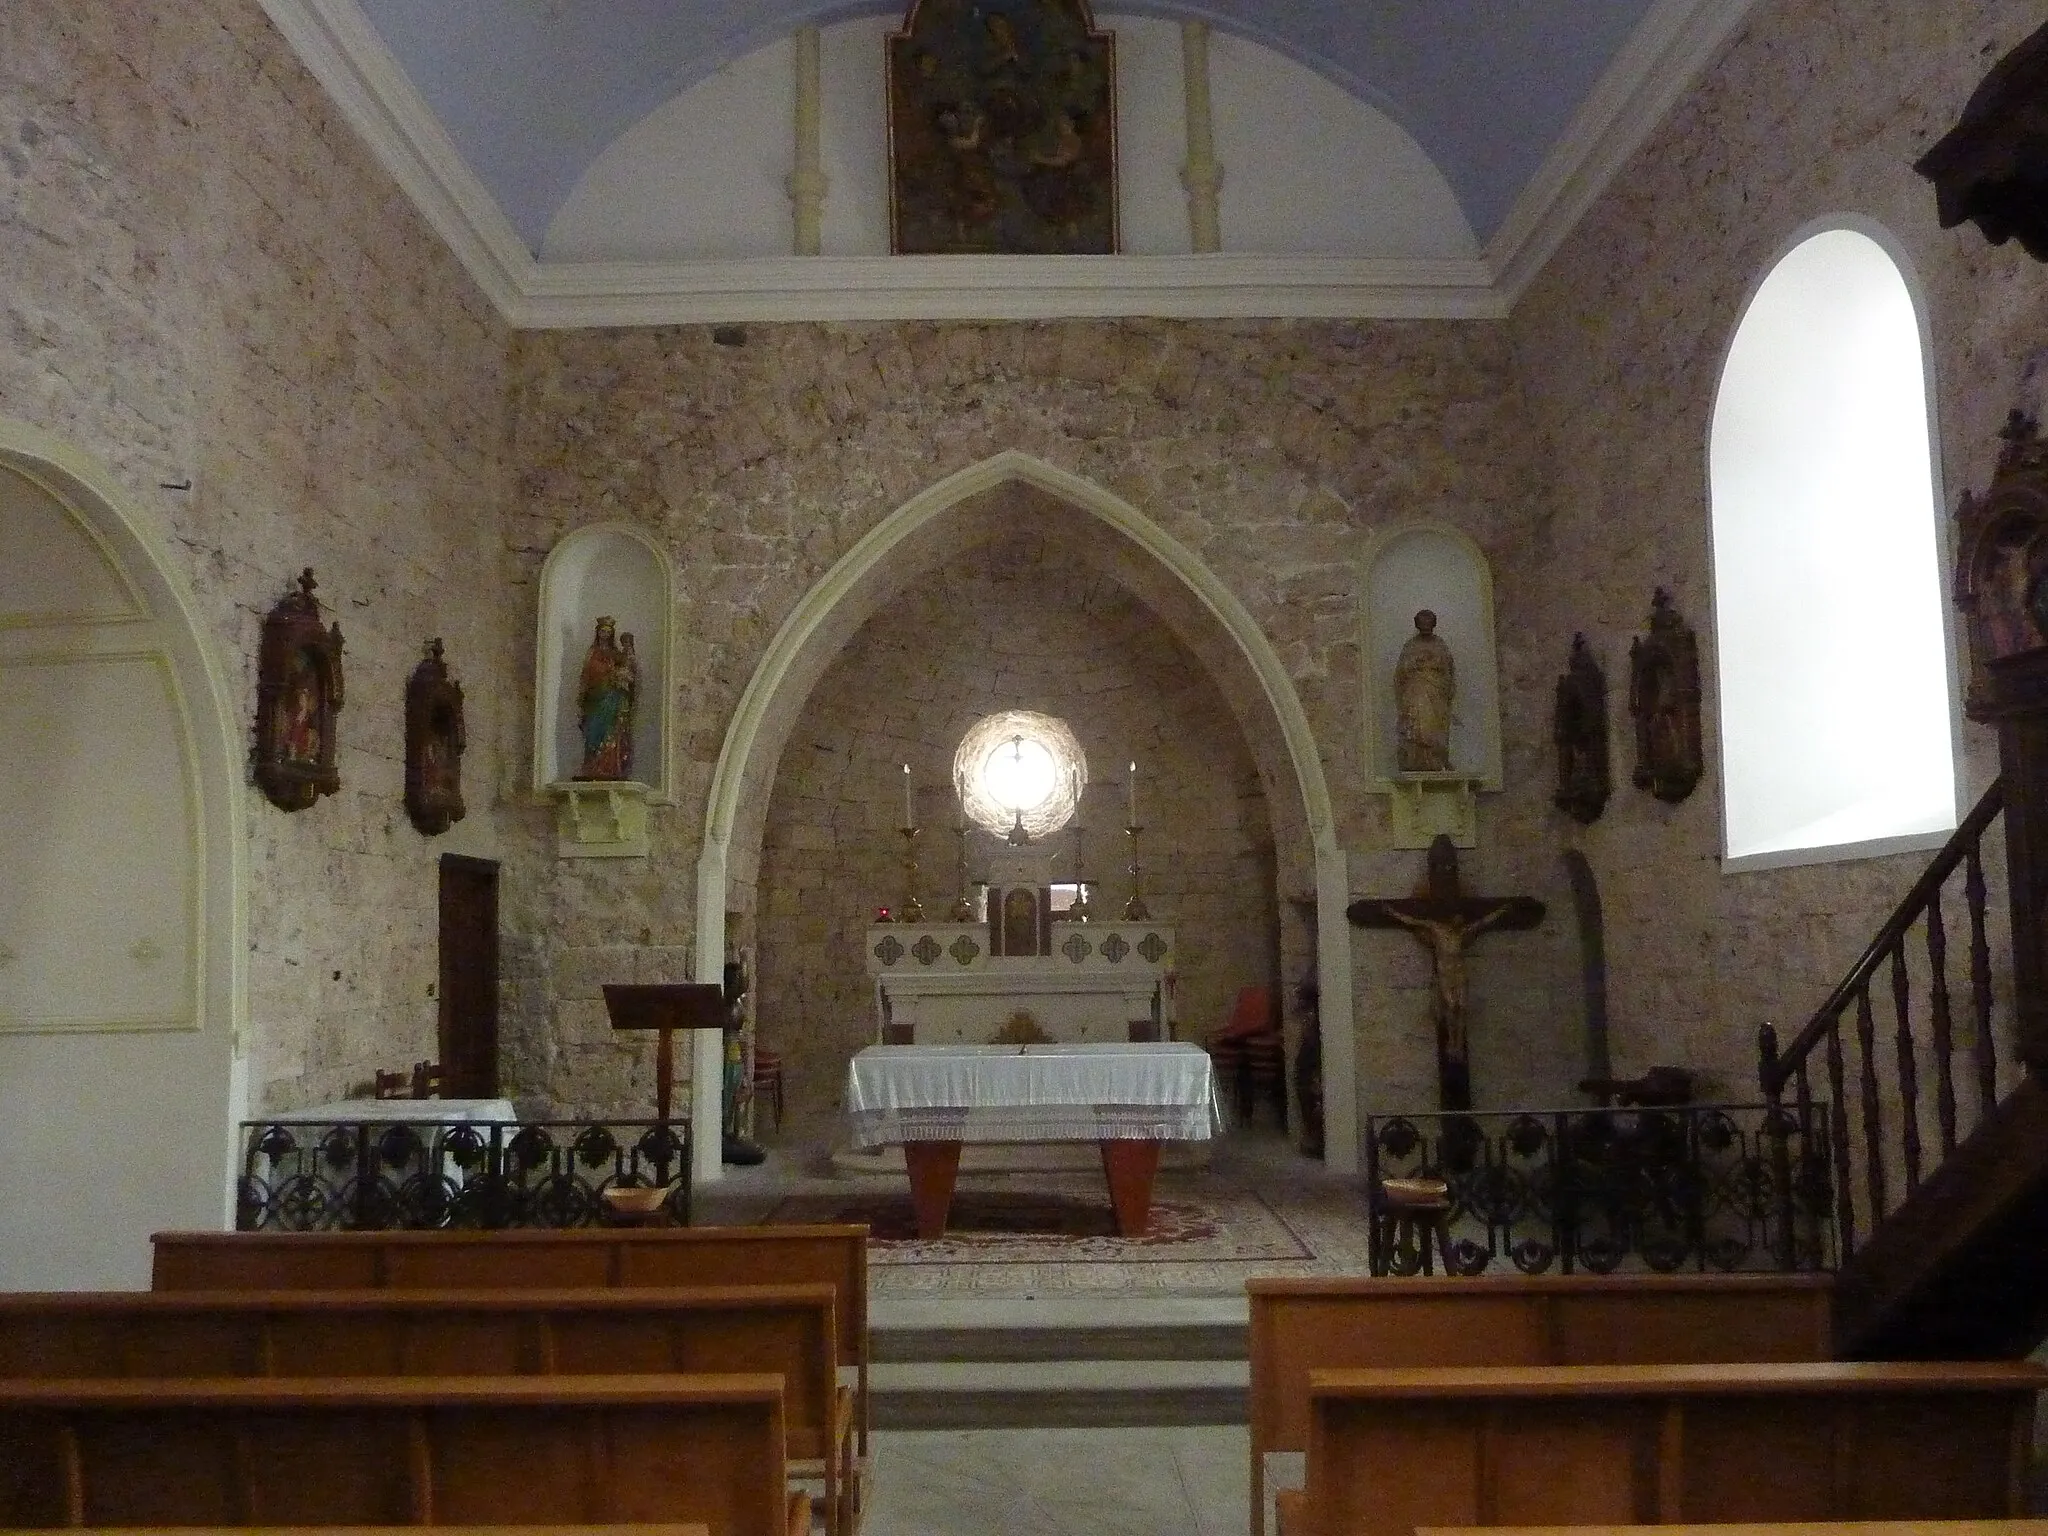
(691, 450, 1358, 1178)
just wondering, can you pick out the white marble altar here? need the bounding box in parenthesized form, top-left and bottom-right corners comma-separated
(866, 921, 1175, 1045)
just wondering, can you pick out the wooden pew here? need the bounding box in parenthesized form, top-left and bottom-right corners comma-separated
(1280, 1360, 2044, 1536)
(0, 1285, 854, 1536)
(1248, 1273, 1834, 1536)
(150, 1225, 870, 1451)
(15, 1530, 710, 1535)
(1418, 1524, 2048, 1536)
(0, 1375, 804, 1535)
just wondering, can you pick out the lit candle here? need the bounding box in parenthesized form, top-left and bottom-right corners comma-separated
(902, 763, 914, 829)
(1127, 761, 1139, 826)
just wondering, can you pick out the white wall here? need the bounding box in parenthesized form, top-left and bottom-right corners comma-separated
(542, 14, 1475, 262)
(0, 434, 242, 1288)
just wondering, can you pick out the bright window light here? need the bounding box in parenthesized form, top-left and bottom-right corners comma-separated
(1710, 226, 1956, 863)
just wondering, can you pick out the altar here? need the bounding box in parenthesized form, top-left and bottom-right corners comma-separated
(865, 918, 1175, 1045)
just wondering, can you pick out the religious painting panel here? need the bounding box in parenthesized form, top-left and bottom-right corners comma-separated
(888, 0, 1118, 254)
(1628, 588, 1702, 804)
(404, 637, 466, 836)
(252, 568, 344, 812)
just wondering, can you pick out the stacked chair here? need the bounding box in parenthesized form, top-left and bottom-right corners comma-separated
(0, 1222, 873, 1536)
(1206, 984, 1287, 1128)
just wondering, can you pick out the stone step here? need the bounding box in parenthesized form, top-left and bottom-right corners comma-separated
(870, 1296, 1248, 1362)
(867, 1297, 1250, 1428)
(870, 1357, 1249, 1430)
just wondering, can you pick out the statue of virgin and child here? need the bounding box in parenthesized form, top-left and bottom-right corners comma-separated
(575, 615, 640, 780)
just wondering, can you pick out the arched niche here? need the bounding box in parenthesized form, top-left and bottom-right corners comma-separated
(0, 418, 245, 1286)
(533, 524, 674, 857)
(1361, 523, 1502, 846)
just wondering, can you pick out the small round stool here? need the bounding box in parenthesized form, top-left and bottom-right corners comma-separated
(1374, 1175, 1453, 1275)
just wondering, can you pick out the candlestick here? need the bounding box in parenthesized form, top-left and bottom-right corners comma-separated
(949, 821, 975, 922)
(1122, 822, 1150, 922)
(1068, 824, 1091, 922)
(899, 825, 924, 923)
(1127, 760, 1138, 826)
(901, 763, 914, 830)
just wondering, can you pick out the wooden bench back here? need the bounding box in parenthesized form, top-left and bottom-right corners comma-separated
(1250, 1274, 1832, 1457)
(1302, 1361, 2043, 1536)
(149, 1226, 869, 1369)
(0, 1374, 788, 1535)
(0, 1285, 836, 1457)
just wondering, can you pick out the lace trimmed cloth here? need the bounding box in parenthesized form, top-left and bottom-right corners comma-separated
(844, 1042, 1221, 1148)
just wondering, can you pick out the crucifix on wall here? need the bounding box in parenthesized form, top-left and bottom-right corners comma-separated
(1347, 835, 1544, 1112)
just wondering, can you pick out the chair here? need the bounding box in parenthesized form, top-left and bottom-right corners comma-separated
(1370, 1176, 1455, 1275)
(1206, 986, 1284, 1126)
(753, 1046, 784, 1128)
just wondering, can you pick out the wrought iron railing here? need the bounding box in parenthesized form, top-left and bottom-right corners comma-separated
(236, 1118, 691, 1231)
(1362, 1103, 1835, 1276)
(1758, 779, 2007, 1260)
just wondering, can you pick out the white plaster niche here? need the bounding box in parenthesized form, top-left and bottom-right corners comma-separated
(1360, 524, 1502, 848)
(533, 524, 673, 859)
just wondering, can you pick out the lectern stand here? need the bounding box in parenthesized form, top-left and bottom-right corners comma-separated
(601, 983, 727, 1124)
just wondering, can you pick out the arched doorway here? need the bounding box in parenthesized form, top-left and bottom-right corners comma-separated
(692, 452, 1356, 1179)
(0, 419, 244, 1286)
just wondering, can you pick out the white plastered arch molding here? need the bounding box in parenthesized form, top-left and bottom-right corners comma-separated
(0, 417, 248, 1281)
(692, 449, 1357, 1181)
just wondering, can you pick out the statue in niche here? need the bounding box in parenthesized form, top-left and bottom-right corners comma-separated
(1954, 411, 2048, 718)
(1394, 609, 1456, 772)
(575, 617, 639, 781)
(1628, 589, 1704, 804)
(1553, 633, 1611, 824)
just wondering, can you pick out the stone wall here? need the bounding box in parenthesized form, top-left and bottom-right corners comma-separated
(1, 1, 514, 1110)
(504, 318, 1561, 1128)
(1505, 0, 2042, 1103)
(755, 530, 1279, 1131)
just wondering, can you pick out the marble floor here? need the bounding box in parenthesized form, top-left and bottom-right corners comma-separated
(862, 1425, 1248, 1536)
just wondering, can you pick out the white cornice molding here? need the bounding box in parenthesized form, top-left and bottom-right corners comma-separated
(1486, 0, 1761, 303)
(516, 255, 1505, 326)
(256, 0, 537, 319)
(263, 0, 1747, 327)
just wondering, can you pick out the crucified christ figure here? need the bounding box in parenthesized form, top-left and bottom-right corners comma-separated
(1381, 902, 1521, 1067)
(1347, 836, 1545, 1112)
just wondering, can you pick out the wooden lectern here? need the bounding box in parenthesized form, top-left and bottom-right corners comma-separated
(601, 983, 727, 1123)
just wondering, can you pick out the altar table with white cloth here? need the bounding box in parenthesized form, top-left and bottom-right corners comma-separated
(843, 1043, 1220, 1237)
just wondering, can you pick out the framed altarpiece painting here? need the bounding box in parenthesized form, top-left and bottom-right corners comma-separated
(887, 0, 1119, 254)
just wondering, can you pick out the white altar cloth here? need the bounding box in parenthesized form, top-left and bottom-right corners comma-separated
(843, 1043, 1220, 1148)
(268, 1098, 518, 1124)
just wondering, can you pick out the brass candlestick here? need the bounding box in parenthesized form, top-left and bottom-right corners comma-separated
(1122, 823, 1150, 921)
(898, 825, 925, 924)
(1068, 823, 1092, 922)
(948, 823, 975, 921)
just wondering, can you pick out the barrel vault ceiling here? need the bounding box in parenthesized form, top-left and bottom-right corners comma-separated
(259, 0, 1760, 324)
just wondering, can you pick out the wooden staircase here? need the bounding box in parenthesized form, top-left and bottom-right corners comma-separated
(1760, 778, 2048, 1360)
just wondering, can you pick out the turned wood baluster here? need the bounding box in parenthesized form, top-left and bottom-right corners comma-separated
(1926, 885, 1957, 1158)
(1792, 1059, 1817, 1266)
(1825, 1008, 1855, 1256)
(1892, 943, 1921, 1192)
(1857, 984, 1888, 1225)
(1967, 841, 1997, 1111)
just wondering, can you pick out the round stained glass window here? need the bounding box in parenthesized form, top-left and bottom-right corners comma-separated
(954, 710, 1087, 841)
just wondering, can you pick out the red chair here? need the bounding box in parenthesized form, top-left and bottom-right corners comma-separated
(1205, 987, 1285, 1126)
(752, 1046, 784, 1129)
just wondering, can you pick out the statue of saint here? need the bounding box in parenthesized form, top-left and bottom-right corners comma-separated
(575, 616, 640, 780)
(1394, 608, 1455, 771)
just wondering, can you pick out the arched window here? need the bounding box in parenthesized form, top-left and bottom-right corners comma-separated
(1709, 224, 1957, 866)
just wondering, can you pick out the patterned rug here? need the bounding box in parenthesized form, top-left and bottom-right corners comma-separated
(764, 1172, 1313, 1265)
